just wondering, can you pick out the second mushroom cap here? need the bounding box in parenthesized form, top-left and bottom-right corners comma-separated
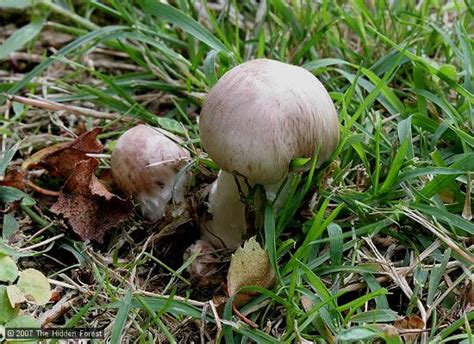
(111, 124, 191, 221)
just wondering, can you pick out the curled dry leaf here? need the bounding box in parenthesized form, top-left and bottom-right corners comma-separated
(51, 159, 133, 243)
(0, 167, 60, 197)
(40, 128, 103, 179)
(22, 128, 103, 179)
(300, 296, 314, 312)
(226, 237, 276, 306)
(21, 126, 133, 242)
(21, 143, 64, 173)
(18, 128, 103, 196)
(394, 315, 425, 343)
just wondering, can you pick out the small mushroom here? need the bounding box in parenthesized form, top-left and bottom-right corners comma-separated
(199, 58, 340, 248)
(183, 240, 223, 286)
(111, 124, 191, 221)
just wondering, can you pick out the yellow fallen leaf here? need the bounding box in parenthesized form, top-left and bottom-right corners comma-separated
(17, 269, 51, 306)
(227, 237, 276, 306)
(6, 285, 26, 308)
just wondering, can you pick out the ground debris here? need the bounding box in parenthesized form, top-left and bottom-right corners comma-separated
(51, 157, 132, 243)
(394, 315, 425, 342)
(227, 237, 275, 306)
(38, 128, 103, 179)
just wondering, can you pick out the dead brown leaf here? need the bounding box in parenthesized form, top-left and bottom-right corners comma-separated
(51, 159, 132, 243)
(394, 315, 425, 342)
(438, 189, 455, 204)
(459, 276, 474, 315)
(0, 167, 61, 197)
(373, 235, 399, 247)
(227, 237, 275, 306)
(35, 128, 103, 179)
(21, 143, 64, 173)
(211, 295, 227, 317)
(300, 296, 314, 312)
(0, 168, 26, 190)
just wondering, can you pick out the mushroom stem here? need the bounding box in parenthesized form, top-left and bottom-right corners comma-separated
(203, 170, 291, 249)
(203, 171, 247, 248)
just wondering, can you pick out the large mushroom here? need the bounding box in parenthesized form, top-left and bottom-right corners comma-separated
(199, 58, 339, 248)
(111, 124, 191, 221)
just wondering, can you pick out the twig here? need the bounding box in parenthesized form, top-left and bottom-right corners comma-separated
(2, 99, 12, 152)
(86, 153, 111, 159)
(137, 290, 206, 307)
(364, 237, 428, 326)
(209, 300, 222, 331)
(5, 94, 124, 120)
(146, 157, 193, 167)
(401, 207, 474, 265)
(398, 327, 445, 334)
(91, 59, 145, 71)
(26, 222, 55, 242)
(48, 278, 90, 294)
(25, 179, 61, 197)
(19, 234, 65, 252)
(8, 52, 44, 63)
(40, 295, 81, 326)
(232, 303, 258, 328)
(340, 276, 391, 293)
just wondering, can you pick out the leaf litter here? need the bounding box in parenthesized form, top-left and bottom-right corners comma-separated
(18, 127, 133, 242)
(227, 237, 276, 306)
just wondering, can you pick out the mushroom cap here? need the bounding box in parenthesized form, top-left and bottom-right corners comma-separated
(199, 59, 339, 185)
(111, 124, 191, 221)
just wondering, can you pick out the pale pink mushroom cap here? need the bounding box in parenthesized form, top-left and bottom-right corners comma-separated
(199, 58, 339, 184)
(111, 124, 191, 221)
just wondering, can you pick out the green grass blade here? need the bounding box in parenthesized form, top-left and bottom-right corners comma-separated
(8, 25, 129, 94)
(379, 139, 409, 193)
(264, 204, 279, 281)
(350, 309, 399, 323)
(367, 25, 474, 99)
(409, 204, 474, 235)
(136, 296, 177, 344)
(328, 223, 343, 267)
(110, 289, 132, 344)
(0, 0, 33, 8)
(420, 153, 474, 199)
(0, 142, 19, 176)
(0, 21, 44, 60)
(138, 0, 230, 53)
(427, 249, 450, 306)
